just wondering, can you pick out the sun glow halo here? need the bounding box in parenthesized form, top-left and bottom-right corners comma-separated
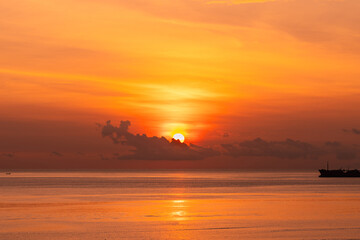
(173, 133, 185, 143)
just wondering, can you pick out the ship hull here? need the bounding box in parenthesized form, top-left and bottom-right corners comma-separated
(319, 169, 360, 177)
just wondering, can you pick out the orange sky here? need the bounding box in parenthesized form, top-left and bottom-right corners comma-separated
(1, 0, 360, 169)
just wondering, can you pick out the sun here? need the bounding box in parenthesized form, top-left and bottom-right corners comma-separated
(173, 133, 185, 143)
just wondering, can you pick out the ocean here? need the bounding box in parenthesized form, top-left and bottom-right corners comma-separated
(1, 170, 360, 239)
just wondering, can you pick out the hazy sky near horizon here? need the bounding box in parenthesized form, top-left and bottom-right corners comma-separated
(1, 0, 360, 169)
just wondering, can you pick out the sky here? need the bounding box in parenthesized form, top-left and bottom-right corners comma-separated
(1, 0, 360, 169)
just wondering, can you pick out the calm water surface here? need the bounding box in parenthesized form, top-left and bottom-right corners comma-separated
(1, 170, 360, 239)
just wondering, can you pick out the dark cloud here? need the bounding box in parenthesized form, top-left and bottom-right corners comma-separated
(99, 154, 110, 161)
(343, 128, 360, 135)
(221, 138, 360, 161)
(100, 121, 360, 163)
(324, 141, 358, 160)
(2, 153, 15, 158)
(51, 151, 63, 157)
(325, 141, 342, 147)
(100, 120, 220, 160)
(353, 128, 360, 135)
(221, 138, 320, 159)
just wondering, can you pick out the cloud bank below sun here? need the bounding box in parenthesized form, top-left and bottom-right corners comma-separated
(99, 121, 360, 165)
(100, 120, 219, 160)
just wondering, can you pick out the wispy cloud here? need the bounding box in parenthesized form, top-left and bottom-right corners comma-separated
(207, 0, 276, 5)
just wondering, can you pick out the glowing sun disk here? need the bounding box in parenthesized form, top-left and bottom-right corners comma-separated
(173, 133, 185, 143)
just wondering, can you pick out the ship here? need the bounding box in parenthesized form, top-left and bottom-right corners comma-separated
(319, 162, 360, 177)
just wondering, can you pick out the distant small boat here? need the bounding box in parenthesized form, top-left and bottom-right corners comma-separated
(5, 172, 11, 175)
(319, 162, 360, 177)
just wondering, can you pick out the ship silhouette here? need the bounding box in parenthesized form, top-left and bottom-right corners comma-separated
(319, 162, 360, 177)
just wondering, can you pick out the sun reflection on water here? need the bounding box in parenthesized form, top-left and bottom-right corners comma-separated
(171, 199, 187, 221)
